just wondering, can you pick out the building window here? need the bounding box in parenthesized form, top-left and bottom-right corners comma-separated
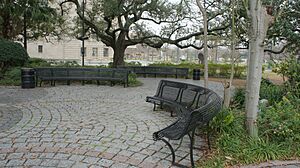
(103, 48, 109, 57)
(92, 47, 98, 57)
(81, 47, 86, 56)
(38, 45, 43, 53)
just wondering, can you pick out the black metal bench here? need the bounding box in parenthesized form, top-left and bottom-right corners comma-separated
(35, 67, 129, 87)
(146, 80, 222, 167)
(120, 66, 189, 78)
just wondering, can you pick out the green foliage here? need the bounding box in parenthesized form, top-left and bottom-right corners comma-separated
(232, 88, 246, 108)
(50, 61, 80, 67)
(0, 39, 29, 72)
(259, 94, 300, 142)
(25, 58, 51, 67)
(128, 73, 142, 87)
(232, 78, 285, 108)
(0, 67, 21, 85)
(273, 56, 300, 98)
(0, 0, 64, 40)
(199, 106, 299, 167)
(259, 79, 285, 105)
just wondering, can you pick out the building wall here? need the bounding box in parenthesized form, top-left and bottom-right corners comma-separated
(27, 38, 113, 65)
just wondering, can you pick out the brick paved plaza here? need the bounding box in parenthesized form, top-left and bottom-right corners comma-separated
(0, 78, 223, 168)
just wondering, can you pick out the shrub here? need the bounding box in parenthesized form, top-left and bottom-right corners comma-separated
(259, 79, 285, 105)
(0, 67, 21, 85)
(51, 60, 80, 67)
(128, 73, 142, 87)
(232, 88, 246, 109)
(273, 56, 300, 98)
(259, 94, 300, 142)
(198, 107, 299, 167)
(0, 39, 29, 72)
(25, 58, 51, 67)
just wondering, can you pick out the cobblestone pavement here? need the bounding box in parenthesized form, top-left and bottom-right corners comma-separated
(0, 78, 223, 168)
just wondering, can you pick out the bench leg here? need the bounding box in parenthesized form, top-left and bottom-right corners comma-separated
(153, 103, 156, 111)
(39, 81, 43, 87)
(97, 80, 100, 85)
(67, 80, 70, 85)
(161, 138, 175, 165)
(188, 129, 196, 168)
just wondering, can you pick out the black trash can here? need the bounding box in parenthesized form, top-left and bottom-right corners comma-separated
(193, 69, 201, 80)
(21, 68, 35, 89)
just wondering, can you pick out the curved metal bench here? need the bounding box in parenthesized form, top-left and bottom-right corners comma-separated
(146, 80, 222, 167)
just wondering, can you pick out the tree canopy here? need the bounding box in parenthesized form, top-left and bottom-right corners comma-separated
(0, 0, 64, 44)
(60, 0, 229, 67)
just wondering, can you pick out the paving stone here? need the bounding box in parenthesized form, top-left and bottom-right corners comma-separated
(57, 160, 75, 167)
(111, 162, 130, 168)
(69, 155, 85, 162)
(54, 153, 71, 159)
(6, 153, 24, 160)
(39, 153, 55, 159)
(131, 153, 148, 161)
(0, 154, 6, 160)
(6, 159, 26, 167)
(24, 159, 43, 166)
(98, 158, 114, 167)
(71, 162, 89, 168)
(40, 159, 60, 167)
(0, 160, 8, 166)
(82, 156, 100, 164)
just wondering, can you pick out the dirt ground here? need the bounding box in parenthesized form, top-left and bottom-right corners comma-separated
(208, 72, 284, 88)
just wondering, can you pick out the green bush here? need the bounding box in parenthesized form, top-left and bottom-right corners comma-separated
(273, 56, 300, 98)
(259, 79, 285, 105)
(25, 58, 51, 67)
(232, 88, 246, 108)
(232, 79, 285, 108)
(198, 107, 299, 167)
(259, 94, 300, 142)
(51, 60, 80, 67)
(0, 67, 21, 85)
(0, 39, 29, 72)
(128, 73, 142, 87)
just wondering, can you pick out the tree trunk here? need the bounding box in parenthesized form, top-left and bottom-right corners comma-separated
(112, 45, 126, 68)
(23, 12, 27, 51)
(224, 0, 236, 108)
(246, 0, 272, 138)
(196, 0, 209, 88)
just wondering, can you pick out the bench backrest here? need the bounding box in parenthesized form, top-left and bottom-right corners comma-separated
(35, 68, 52, 77)
(35, 67, 128, 80)
(187, 91, 222, 132)
(155, 80, 187, 102)
(156, 80, 215, 110)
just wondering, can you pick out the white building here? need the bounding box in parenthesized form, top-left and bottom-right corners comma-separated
(27, 38, 113, 65)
